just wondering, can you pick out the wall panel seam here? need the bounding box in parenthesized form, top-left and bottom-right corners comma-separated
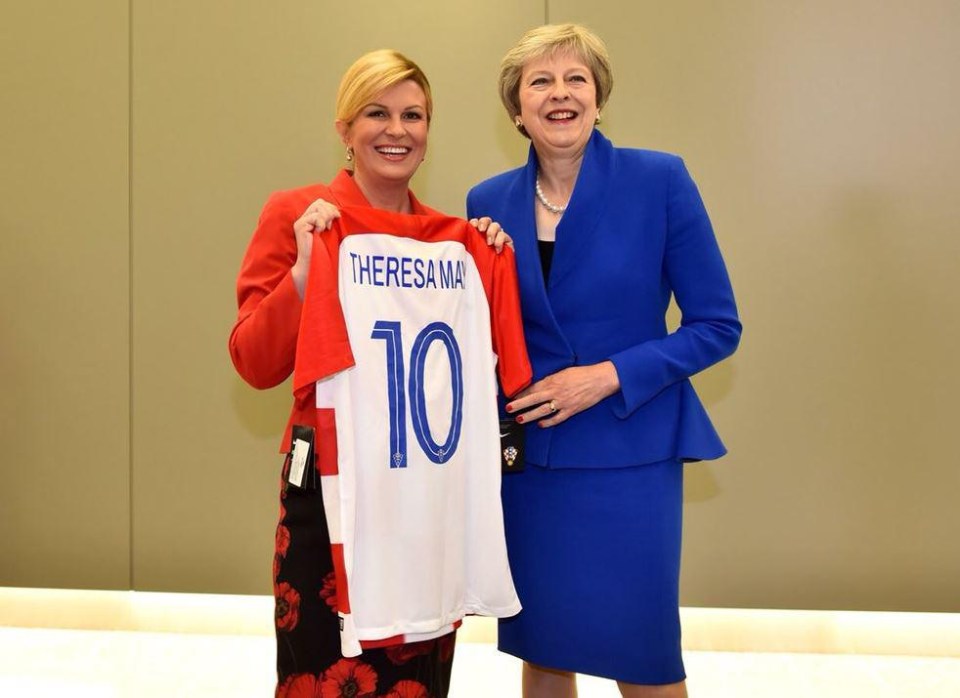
(128, 0, 135, 591)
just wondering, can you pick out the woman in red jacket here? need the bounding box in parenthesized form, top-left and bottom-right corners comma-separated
(229, 49, 504, 698)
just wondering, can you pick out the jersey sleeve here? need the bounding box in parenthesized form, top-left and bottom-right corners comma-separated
(292, 221, 355, 399)
(467, 234, 532, 398)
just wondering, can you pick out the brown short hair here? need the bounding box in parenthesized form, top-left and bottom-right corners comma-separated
(336, 49, 433, 124)
(498, 24, 613, 137)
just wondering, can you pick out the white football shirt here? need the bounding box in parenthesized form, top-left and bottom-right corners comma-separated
(294, 206, 531, 657)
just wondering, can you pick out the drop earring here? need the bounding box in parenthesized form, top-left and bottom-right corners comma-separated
(346, 146, 354, 161)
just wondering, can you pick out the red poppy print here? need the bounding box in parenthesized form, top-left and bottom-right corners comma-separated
(275, 581, 301, 632)
(383, 679, 430, 698)
(319, 658, 377, 698)
(276, 523, 291, 557)
(319, 571, 338, 612)
(276, 672, 321, 698)
(438, 631, 455, 662)
(384, 639, 434, 665)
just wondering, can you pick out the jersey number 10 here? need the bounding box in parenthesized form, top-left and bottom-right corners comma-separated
(371, 320, 464, 468)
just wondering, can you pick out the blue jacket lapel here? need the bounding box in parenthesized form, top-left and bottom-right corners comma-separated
(513, 145, 580, 376)
(550, 130, 615, 289)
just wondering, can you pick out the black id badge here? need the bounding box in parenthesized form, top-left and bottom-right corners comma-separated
(499, 418, 525, 473)
(286, 425, 318, 491)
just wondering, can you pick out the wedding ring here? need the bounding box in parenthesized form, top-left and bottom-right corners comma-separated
(549, 400, 557, 412)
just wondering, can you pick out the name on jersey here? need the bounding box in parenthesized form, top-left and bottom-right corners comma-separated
(349, 253, 466, 290)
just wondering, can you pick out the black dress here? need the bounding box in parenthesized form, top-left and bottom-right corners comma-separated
(273, 463, 455, 698)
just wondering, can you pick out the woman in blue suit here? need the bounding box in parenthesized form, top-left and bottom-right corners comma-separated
(467, 24, 741, 698)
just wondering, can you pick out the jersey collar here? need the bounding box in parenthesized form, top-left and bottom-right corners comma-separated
(328, 169, 435, 215)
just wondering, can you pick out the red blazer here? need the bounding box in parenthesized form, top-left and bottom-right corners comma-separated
(229, 169, 440, 452)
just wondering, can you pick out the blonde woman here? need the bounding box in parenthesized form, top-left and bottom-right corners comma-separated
(230, 50, 495, 698)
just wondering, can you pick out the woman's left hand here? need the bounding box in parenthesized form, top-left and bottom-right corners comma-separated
(468, 216, 513, 253)
(505, 361, 621, 428)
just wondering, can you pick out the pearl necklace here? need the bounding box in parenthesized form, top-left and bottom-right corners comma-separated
(535, 177, 567, 215)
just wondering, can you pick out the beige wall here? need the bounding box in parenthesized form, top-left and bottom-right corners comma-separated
(128, 0, 542, 594)
(1, 2, 131, 589)
(2, 1, 958, 610)
(550, 0, 960, 611)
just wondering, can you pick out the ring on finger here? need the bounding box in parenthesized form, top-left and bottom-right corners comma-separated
(549, 400, 557, 412)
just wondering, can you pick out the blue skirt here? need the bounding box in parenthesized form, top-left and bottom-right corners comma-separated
(498, 459, 685, 685)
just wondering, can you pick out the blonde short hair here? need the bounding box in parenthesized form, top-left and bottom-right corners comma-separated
(336, 49, 433, 124)
(498, 24, 613, 137)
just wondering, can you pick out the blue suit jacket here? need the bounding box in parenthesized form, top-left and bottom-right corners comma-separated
(467, 130, 741, 468)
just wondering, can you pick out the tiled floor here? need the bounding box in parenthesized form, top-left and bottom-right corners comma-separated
(2, 591, 959, 697)
(2, 625, 959, 697)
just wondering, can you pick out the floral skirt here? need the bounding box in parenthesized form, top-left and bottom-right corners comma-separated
(273, 466, 455, 698)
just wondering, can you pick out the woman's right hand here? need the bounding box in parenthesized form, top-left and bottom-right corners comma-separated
(469, 216, 513, 253)
(291, 198, 340, 298)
